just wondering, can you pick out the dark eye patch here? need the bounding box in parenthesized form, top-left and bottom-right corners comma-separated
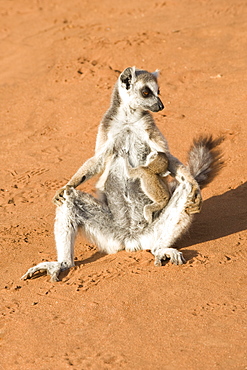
(141, 86, 152, 98)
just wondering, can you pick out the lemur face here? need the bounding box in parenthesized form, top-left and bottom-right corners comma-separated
(135, 78, 164, 112)
(119, 67, 164, 112)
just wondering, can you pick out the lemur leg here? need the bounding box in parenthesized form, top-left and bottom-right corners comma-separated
(21, 197, 78, 282)
(139, 182, 192, 266)
(21, 188, 123, 281)
(143, 199, 170, 224)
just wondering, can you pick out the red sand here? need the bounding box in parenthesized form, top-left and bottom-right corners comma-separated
(0, 1, 246, 369)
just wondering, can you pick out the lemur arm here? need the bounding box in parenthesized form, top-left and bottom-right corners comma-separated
(53, 152, 108, 205)
(53, 126, 110, 205)
(125, 163, 142, 179)
(66, 153, 106, 188)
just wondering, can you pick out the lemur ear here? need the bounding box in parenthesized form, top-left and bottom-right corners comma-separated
(120, 66, 136, 90)
(152, 69, 159, 79)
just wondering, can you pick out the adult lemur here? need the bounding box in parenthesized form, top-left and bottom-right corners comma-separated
(22, 67, 222, 281)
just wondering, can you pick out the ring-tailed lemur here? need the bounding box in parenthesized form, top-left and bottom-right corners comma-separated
(124, 150, 171, 224)
(21, 67, 222, 281)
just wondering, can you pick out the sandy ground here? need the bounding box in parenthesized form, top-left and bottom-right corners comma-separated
(0, 0, 247, 369)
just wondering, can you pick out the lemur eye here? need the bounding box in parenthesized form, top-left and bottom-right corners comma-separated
(141, 87, 152, 98)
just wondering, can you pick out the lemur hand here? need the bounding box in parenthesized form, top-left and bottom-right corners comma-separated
(53, 185, 73, 206)
(185, 183, 202, 215)
(119, 148, 128, 157)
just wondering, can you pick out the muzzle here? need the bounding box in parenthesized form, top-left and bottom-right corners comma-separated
(149, 97, 164, 112)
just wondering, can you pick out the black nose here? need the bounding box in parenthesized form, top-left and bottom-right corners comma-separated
(157, 97, 164, 111)
(149, 97, 165, 113)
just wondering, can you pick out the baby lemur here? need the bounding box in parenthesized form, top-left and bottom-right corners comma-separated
(124, 150, 171, 223)
(21, 66, 222, 282)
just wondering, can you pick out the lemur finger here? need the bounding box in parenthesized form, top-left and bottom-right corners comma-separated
(53, 195, 64, 206)
(154, 255, 163, 266)
(52, 186, 67, 205)
(185, 195, 202, 214)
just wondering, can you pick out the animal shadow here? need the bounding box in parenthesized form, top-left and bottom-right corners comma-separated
(178, 182, 247, 248)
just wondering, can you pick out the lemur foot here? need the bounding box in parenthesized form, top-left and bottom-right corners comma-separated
(21, 261, 68, 282)
(153, 248, 186, 266)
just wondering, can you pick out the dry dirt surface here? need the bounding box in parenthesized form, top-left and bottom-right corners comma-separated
(0, 0, 247, 369)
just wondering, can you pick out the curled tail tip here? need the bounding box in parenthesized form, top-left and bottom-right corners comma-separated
(188, 134, 224, 189)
